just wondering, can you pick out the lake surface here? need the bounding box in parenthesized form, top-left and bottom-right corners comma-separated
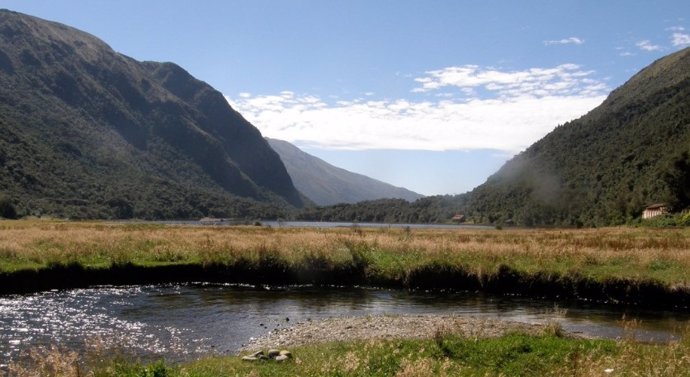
(2, 284, 690, 368)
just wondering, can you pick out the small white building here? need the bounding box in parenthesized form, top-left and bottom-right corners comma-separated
(642, 203, 669, 219)
(451, 214, 465, 223)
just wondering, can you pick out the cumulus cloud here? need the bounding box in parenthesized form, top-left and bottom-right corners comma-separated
(671, 32, 690, 46)
(544, 37, 584, 45)
(227, 64, 608, 153)
(636, 40, 662, 51)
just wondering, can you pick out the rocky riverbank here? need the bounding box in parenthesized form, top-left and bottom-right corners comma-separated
(240, 314, 564, 353)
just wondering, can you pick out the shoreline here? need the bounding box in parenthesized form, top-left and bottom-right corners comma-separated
(2, 262, 690, 310)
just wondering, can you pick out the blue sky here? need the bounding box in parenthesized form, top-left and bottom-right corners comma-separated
(2, 1, 690, 195)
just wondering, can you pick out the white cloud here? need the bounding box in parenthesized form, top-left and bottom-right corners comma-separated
(412, 64, 604, 99)
(544, 37, 584, 46)
(227, 64, 608, 154)
(671, 32, 690, 46)
(615, 46, 634, 57)
(666, 26, 686, 32)
(636, 40, 662, 51)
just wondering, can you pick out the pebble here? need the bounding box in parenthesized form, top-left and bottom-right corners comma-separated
(275, 355, 288, 362)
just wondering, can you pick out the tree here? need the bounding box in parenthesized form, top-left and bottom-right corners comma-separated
(664, 152, 690, 211)
(0, 194, 18, 219)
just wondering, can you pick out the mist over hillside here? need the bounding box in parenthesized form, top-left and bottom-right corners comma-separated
(296, 47, 690, 226)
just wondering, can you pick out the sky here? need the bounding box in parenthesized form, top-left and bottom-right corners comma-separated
(2, 1, 690, 196)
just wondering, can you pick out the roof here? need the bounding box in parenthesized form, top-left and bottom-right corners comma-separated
(645, 203, 668, 210)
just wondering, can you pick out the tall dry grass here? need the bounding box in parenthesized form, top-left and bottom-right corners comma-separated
(1, 220, 689, 285)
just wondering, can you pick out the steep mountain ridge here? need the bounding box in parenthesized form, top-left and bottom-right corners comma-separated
(465, 47, 690, 226)
(0, 9, 302, 218)
(267, 138, 423, 205)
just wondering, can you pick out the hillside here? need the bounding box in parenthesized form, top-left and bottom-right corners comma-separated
(294, 48, 690, 226)
(267, 138, 423, 205)
(0, 10, 303, 219)
(465, 47, 690, 226)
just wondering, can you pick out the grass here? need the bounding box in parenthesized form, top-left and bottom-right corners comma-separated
(5, 221, 690, 375)
(12, 329, 690, 376)
(1, 220, 690, 305)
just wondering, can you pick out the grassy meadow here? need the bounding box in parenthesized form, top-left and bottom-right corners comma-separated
(1, 220, 690, 303)
(12, 328, 690, 377)
(4, 220, 690, 376)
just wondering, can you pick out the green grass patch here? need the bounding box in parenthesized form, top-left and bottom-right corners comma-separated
(44, 333, 690, 377)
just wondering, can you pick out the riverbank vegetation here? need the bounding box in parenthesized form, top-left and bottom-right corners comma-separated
(10, 326, 690, 376)
(1, 220, 690, 307)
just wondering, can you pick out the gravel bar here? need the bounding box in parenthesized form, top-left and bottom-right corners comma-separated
(240, 315, 558, 353)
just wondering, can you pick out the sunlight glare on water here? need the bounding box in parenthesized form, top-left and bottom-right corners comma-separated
(2, 284, 689, 368)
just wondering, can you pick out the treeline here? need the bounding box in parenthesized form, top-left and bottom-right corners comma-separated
(296, 196, 467, 224)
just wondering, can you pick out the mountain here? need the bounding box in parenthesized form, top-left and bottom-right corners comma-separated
(0, 10, 303, 219)
(267, 138, 423, 205)
(294, 48, 690, 226)
(465, 47, 690, 226)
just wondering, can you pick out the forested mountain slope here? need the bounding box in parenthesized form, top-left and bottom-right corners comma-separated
(465, 47, 690, 226)
(295, 48, 690, 226)
(0, 10, 303, 219)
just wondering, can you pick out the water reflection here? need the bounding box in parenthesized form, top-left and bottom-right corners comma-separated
(2, 284, 689, 368)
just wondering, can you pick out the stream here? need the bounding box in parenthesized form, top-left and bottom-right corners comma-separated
(2, 284, 689, 368)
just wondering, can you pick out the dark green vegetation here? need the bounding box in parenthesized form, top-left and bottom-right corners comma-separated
(297, 196, 464, 223)
(0, 192, 17, 218)
(0, 10, 303, 220)
(298, 48, 690, 226)
(267, 138, 422, 206)
(15, 331, 690, 376)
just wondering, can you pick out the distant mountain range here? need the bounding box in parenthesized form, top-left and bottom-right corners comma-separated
(2, 9, 688, 225)
(0, 10, 303, 219)
(266, 138, 422, 205)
